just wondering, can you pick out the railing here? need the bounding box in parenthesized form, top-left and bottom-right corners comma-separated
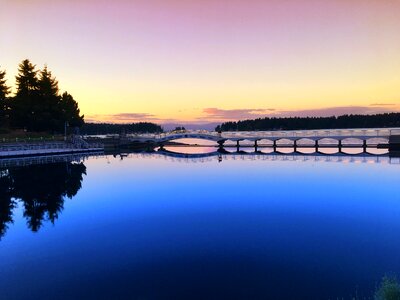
(0, 136, 65, 144)
(124, 128, 400, 140)
(220, 128, 398, 138)
(0, 139, 104, 154)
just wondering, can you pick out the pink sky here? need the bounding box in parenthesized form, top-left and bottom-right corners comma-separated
(1, 0, 400, 124)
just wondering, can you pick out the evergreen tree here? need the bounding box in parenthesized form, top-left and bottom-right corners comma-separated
(9, 60, 85, 132)
(60, 92, 84, 130)
(0, 68, 10, 127)
(37, 65, 61, 131)
(39, 65, 59, 98)
(11, 59, 40, 129)
(15, 59, 39, 96)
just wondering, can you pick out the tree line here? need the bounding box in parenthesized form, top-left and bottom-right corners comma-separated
(81, 122, 163, 135)
(216, 113, 400, 132)
(0, 59, 84, 133)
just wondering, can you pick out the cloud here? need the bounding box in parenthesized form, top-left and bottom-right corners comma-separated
(85, 113, 186, 125)
(369, 103, 396, 106)
(86, 113, 161, 123)
(108, 113, 157, 121)
(201, 108, 276, 120)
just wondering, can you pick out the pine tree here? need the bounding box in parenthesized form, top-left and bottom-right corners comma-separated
(60, 92, 84, 130)
(39, 65, 59, 98)
(9, 59, 84, 132)
(37, 65, 61, 131)
(11, 59, 40, 129)
(15, 59, 39, 96)
(0, 67, 10, 127)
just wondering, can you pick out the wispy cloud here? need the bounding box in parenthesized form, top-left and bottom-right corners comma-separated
(85, 113, 167, 123)
(369, 103, 396, 107)
(201, 108, 276, 120)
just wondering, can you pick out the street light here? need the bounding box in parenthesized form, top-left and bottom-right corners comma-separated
(64, 121, 69, 141)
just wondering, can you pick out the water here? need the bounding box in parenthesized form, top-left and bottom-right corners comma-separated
(0, 148, 399, 299)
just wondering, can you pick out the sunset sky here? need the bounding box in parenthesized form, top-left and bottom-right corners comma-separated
(1, 0, 399, 125)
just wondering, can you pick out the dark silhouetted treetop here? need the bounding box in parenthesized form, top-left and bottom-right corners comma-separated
(15, 59, 39, 97)
(5, 59, 84, 132)
(60, 92, 84, 128)
(0, 67, 10, 127)
(215, 113, 400, 131)
(0, 67, 10, 101)
(39, 65, 59, 98)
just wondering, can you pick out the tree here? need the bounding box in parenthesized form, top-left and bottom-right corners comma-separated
(36, 65, 61, 131)
(0, 172, 16, 240)
(11, 59, 40, 129)
(15, 59, 39, 97)
(8, 60, 85, 132)
(38, 65, 59, 98)
(60, 92, 84, 130)
(0, 67, 10, 127)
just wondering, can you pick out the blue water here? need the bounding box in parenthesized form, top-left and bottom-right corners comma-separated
(0, 151, 399, 299)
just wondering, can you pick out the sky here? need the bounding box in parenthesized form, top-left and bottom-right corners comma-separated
(1, 0, 400, 126)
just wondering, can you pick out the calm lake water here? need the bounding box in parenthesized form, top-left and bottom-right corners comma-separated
(1, 147, 399, 299)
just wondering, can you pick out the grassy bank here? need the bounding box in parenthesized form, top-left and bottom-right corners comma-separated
(0, 129, 64, 143)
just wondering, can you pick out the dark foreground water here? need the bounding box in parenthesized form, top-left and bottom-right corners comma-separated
(0, 149, 399, 300)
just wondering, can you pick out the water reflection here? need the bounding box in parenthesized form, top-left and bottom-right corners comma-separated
(156, 146, 390, 159)
(0, 148, 397, 240)
(0, 161, 86, 238)
(1, 150, 400, 299)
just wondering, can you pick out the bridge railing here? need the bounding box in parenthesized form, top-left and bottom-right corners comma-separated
(221, 128, 397, 139)
(124, 128, 400, 140)
(126, 130, 221, 139)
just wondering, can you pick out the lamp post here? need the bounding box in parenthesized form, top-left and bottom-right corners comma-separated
(64, 121, 69, 141)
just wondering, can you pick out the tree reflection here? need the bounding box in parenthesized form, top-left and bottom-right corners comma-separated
(0, 171, 16, 239)
(0, 162, 86, 238)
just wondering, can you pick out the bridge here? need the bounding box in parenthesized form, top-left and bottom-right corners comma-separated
(120, 128, 400, 150)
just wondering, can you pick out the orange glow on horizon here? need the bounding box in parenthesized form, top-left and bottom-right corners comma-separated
(1, 0, 399, 124)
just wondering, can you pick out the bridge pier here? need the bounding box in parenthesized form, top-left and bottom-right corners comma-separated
(293, 140, 297, 152)
(273, 140, 277, 152)
(338, 140, 342, 153)
(236, 140, 240, 152)
(254, 140, 258, 152)
(315, 140, 319, 152)
(363, 140, 367, 152)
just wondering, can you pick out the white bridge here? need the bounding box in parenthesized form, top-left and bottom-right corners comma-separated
(122, 128, 400, 149)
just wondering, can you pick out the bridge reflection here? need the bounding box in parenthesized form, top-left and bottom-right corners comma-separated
(123, 147, 398, 164)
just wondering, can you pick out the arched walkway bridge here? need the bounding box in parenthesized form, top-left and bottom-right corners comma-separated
(121, 128, 400, 150)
